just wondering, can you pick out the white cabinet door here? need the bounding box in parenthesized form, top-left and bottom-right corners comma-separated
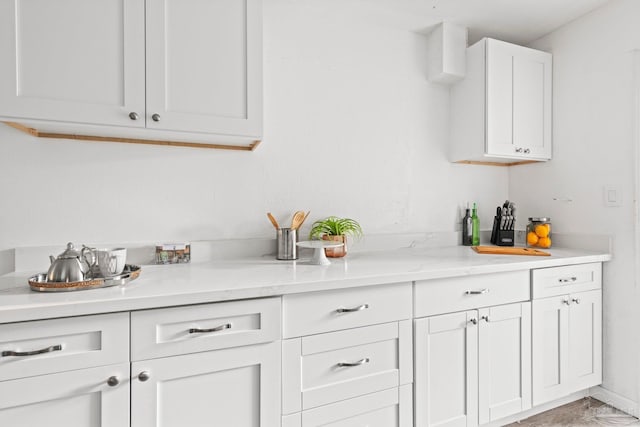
(478, 302, 531, 424)
(486, 39, 552, 160)
(146, 0, 262, 137)
(131, 341, 280, 427)
(0, 363, 129, 427)
(532, 290, 602, 406)
(567, 290, 602, 392)
(0, 0, 145, 127)
(415, 311, 478, 427)
(532, 296, 567, 406)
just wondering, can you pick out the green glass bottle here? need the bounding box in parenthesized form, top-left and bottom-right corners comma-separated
(471, 203, 480, 246)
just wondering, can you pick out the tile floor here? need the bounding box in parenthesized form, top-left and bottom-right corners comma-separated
(506, 398, 640, 426)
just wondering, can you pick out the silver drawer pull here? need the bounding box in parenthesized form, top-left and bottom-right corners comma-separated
(337, 358, 370, 367)
(481, 315, 490, 322)
(2, 344, 62, 357)
(465, 289, 489, 295)
(189, 323, 232, 334)
(468, 318, 478, 325)
(336, 304, 369, 313)
(572, 298, 581, 304)
(559, 277, 578, 283)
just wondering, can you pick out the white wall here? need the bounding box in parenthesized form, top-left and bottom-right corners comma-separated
(0, 0, 508, 273)
(512, 0, 640, 405)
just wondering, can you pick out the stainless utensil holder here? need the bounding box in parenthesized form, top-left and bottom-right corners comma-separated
(277, 228, 298, 260)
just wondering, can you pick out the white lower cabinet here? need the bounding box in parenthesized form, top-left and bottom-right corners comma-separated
(531, 263, 603, 406)
(0, 263, 605, 427)
(414, 302, 531, 427)
(0, 363, 129, 426)
(0, 312, 130, 426)
(130, 297, 282, 427)
(532, 290, 602, 405)
(131, 341, 280, 427)
(282, 283, 413, 427)
(0, 298, 281, 427)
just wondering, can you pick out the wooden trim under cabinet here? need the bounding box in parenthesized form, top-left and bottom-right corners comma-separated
(454, 160, 540, 167)
(3, 121, 261, 151)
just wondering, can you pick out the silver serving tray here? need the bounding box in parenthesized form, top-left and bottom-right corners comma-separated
(29, 265, 141, 292)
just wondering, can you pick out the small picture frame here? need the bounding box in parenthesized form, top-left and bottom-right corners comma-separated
(155, 243, 191, 264)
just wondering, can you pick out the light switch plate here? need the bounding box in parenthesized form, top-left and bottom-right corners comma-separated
(604, 186, 622, 207)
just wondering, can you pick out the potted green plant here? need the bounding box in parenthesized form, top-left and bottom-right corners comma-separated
(309, 216, 363, 258)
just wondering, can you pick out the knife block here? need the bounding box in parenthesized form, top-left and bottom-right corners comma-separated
(490, 217, 515, 246)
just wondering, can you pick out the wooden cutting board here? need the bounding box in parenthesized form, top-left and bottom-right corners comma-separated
(472, 246, 550, 256)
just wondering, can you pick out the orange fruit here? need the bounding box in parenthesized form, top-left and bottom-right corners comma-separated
(527, 232, 539, 246)
(538, 237, 551, 248)
(534, 224, 549, 238)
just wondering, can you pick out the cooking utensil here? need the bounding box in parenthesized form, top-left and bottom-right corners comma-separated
(47, 242, 96, 282)
(471, 246, 550, 256)
(510, 205, 516, 230)
(267, 212, 280, 230)
(301, 211, 310, 227)
(490, 207, 501, 244)
(291, 211, 306, 230)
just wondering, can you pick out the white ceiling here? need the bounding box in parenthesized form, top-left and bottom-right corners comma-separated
(370, 0, 613, 45)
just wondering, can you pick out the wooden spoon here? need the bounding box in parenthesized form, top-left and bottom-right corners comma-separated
(290, 211, 305, 230)
(267, 212, 279, 230)
(300, 211, 310, 228)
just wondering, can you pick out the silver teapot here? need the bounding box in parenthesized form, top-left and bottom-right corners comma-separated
(47, 242, 96, 282)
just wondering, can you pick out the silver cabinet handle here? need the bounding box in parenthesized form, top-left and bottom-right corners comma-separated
(572, 298, 581, 304)
(336, 304, 369, 313)
(138, 371, 150, 382)
(189, 323, 232, 334)
(559, 277, 577, 283)
(128, 112, 139, 120)
(562, 299, 571, 306)
(2, 344, 62, 357)
(481, 315, 490, 322)
(515, 147, 523, 153)
(337, 358, 370, 367)
(465, 289, 489, 295)
(152, 113, 161, 122)
(524, 148, 531, 154)
(468, 318, 478, 325)
(107, 376, 119, 387)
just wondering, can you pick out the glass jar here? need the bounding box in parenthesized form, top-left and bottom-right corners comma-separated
(527, 217, 552, 248)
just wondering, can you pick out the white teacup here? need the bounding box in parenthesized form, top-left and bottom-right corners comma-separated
(96, 248, 127, 277)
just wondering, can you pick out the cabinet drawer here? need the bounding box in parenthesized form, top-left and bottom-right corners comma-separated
(414, 270, 530, 317)
(0, 362, 130, 426)
(532, 263, 601, 298)
(0, 312, 129, 381)
(282, 283, 412, 338)
(282, 384, 412, 427)
(131, 297, 280, 360)
(283, 321, 412, 413)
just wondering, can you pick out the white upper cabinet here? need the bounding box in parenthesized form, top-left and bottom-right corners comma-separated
(0, 0, 145, 127)
(146, 0, 262, 136)
(0, 0, 262, 146)
(451, 38, 552, 164)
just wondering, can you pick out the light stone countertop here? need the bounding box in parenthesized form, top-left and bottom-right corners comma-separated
(0, 245, 611, 324)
